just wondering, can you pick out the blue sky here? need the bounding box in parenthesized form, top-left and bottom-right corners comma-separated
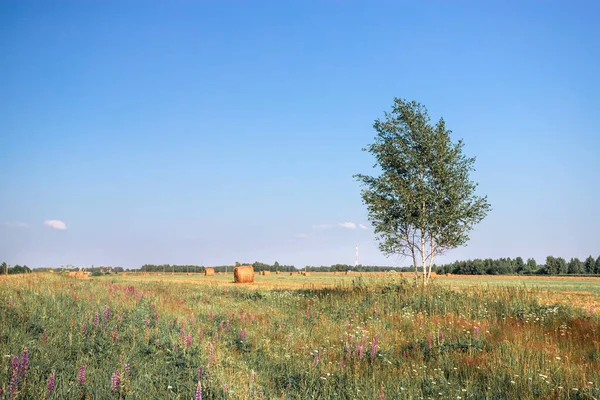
(1, 1, 598, 269)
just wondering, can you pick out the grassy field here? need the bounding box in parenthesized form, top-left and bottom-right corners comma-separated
(1, 272, 599, 399)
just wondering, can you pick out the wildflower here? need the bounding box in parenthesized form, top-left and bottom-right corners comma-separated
(223, 383, 228, 393)
(93, 312, 99, 327)
(103, 305, 111, 321)
(9, 355, 19, 397)
(144, 315, 150, 327)
(47, 373, 55, 392)
(42, 329, 47, 344)
(473, 326, 481, 338)
(81, 323, 87, 335)
(185, 334, 193, 349)
(77, 364, 86, 385)
(20, 348, 29, 377)
(111, 370, 121, 392)
(207, 342, 215, 364)
(112, 325, 119, 343)
(371, 335, 378, 362)
(239, 329, 247, 341)
(439, 331, 444, 342)
(124, 363, 131, 377)
(8, 296, 13, 307)
(195, 382, 202, 400)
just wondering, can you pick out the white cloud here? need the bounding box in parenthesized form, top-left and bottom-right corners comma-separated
(5, 221, 29, 228)
(296, 233, 309, 239)
(44, 220, 67, 230)
(359, 224, 369, 230)
(312, 224, 334, 229)
(338, 222, 356, 229)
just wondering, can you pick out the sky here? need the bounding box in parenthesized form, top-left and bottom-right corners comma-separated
(1, 1, 599, 269)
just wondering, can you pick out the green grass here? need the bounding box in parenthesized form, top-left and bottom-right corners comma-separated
(1, 273, 599, 399)
(437, 275, 600, 294)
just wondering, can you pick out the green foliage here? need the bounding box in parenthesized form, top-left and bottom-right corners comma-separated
(568, 258, 585, 274)
(585, 256, 596, 274)
(355, 98, 490, 284)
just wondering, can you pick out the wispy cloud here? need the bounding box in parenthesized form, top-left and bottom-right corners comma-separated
(338, 222, 356, 229)
(359, 224, 369, 230)
(5, 221, 29, 228)
(44, 220, 67, 230)
(296, 233, 309, 239)
(312, 224, 333, 229)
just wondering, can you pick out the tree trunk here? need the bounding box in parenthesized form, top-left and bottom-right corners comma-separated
(421, 228, 426, 286)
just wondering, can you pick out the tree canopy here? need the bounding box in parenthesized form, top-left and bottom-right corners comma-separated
(355, 98, 491, 284)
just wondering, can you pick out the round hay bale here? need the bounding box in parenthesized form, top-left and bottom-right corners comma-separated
(234, 265, 254, 283)
(289, 272, 296, 276)
(261, 270, 271, 276)
(303, 272, 310, 276)
(205, 267, 215, 276)
(275, 271, 280, 275)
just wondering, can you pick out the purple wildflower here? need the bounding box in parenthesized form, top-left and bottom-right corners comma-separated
(20, 348, 29, 377)
(439, 331, 444, 342)
(111, 370, 121, 392)
(474, 325, 481, 338)
(197, 366, 203, 381)
(103, 305, 111, 321)
(93, 312, 99, 327)
(8, 296, 13, 307)
(124, 363, 130, 377)
(81, 323, 87, 335)
(239, 329, 247, 341)
(371, 335, 378, 362)
(9, 355, 19, 396)
(77, 365, 86, 386)
(47, 373, 55, 392)
(223, 383, 228, 393)
(112, 325, 119, 343)
(185, 334, 193, 349)
(195, 382, 203, 400)
(144, 315, 150, 327)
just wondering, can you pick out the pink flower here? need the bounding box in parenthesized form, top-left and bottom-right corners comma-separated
(77, 364, 86, 386)
(111, 370, 121, 392)
(47, 373, 55, 392)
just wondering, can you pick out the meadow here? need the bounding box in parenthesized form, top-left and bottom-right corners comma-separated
(1, 272, 598, 399)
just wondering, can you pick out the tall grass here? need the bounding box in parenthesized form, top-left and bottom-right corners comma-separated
(0, 274, 598, 399)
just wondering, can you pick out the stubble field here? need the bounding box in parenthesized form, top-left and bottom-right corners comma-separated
(1, 272, 598, 399)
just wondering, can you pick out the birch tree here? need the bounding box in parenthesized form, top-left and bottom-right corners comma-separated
(355, 98, 491, 285)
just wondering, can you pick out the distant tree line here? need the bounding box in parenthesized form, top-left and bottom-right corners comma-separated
(140, 261, 297, 273)
(0, 262, 32, 275)
(141, 264, 206, 273)
(434, 255, 600, 275)
(305, 264, 399, 272)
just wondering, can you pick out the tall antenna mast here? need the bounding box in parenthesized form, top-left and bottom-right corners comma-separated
(355, 244, 359, 268)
